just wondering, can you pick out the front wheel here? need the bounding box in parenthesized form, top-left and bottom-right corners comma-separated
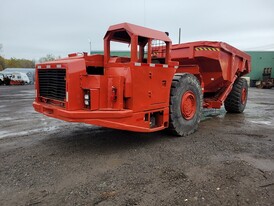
(224, 77, 248, 113)
(168, 73, 203, 136)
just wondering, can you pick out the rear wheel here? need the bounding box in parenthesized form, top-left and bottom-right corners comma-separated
(224, 77, 248, 113)
(169, 73, 202, 136)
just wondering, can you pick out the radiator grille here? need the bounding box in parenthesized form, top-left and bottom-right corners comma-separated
(38, 69, 66, 101)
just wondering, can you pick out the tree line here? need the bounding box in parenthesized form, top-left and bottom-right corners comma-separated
(0, 54, 58, 71)
(0, 56, 35, 71)
(0, 43, 60, 71)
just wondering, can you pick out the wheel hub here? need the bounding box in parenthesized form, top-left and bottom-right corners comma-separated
(181, 91, 196, 120)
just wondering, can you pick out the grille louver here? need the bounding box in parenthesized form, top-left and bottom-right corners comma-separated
(38, 69, 66, 101)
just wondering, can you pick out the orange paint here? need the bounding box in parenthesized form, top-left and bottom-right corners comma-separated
(33, 23, 251, 132)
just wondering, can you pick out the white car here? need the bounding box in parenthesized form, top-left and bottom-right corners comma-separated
(10, 72, 30, 85)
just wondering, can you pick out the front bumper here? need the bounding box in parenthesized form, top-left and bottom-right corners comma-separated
(33, 102, 166, 132)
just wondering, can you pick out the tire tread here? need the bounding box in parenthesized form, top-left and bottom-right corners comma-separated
(168, 73, 203, 136)
(224, 78, 248, 113)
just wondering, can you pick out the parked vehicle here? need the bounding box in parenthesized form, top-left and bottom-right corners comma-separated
(0, 74, 4, 85)
(0, 73, 11, 85)
(33, 23, 251, 136)
(10, 72, 30, 85)
(2, 68, 35, 84)
(256, 68, 273, 89)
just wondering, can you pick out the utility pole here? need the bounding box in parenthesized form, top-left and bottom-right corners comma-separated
(178, 28, 181, 44)
(88, 39, 91, 54)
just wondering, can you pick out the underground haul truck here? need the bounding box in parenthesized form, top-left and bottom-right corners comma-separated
(33, 23, 251, 136)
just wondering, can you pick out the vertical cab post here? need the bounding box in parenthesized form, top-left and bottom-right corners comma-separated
(165, 41, 171, 64)
(130, 35, 138, 63)
(147, 38, 152, 64)
(104, 33, 111, 65)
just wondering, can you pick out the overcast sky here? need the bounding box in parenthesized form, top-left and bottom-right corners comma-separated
(0, 0, 274, 60)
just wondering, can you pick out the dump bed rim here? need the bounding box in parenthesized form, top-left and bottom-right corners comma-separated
(172, 41, 251, 61)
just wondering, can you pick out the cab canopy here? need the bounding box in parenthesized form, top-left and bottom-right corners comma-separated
(104, 22, 171, 64)
(104, 22, 171, 44)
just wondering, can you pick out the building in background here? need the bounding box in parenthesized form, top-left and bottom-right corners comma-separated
(245, 51, 274, 86)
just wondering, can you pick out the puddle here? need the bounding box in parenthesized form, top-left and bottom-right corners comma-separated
(0, 117, 13, 121)
(237, 154, 274, 171)
(257, 102, 274, 106)
(0, 130, 10, 137)
(211, 153, 274, 171)
(249, 120, 272, 126)
(0, 126, 60, 139)
(202, 108, 226, 121)
(20, 90, 35, 94)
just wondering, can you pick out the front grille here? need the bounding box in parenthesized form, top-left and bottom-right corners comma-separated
(38, 69, 66, 101)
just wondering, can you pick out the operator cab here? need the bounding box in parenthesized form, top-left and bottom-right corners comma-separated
(103, 22, 172, 66)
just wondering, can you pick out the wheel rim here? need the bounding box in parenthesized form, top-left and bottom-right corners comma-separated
(241, 88, 247, 104)
(181, 91, 196, 120)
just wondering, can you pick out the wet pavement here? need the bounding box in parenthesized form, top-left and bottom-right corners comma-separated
(0, 85, 273, 205)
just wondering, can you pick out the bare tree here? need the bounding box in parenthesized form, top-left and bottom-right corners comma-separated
(38, 54, 56, 63)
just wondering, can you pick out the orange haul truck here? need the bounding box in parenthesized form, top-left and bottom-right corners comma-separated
(33, 23, 251, 136)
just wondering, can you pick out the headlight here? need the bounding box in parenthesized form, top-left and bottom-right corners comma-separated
(84, 90, 90, 108)
(84, 94, 89, 100)
(84, 100, 89, 105)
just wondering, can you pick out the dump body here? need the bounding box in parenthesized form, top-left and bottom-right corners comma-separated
(170, 41, 251, 108)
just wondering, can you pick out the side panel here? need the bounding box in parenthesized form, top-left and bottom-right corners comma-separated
(66, 60, 87, 110)
(107, 76, 124, 109)
(130, 64, 176, 112)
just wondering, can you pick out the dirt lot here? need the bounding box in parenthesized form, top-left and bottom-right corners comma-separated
(0, 85, 274, 205)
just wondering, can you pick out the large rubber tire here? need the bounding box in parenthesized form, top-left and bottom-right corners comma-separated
(224, 77, 248, 113)
(169, 73, 203, 136)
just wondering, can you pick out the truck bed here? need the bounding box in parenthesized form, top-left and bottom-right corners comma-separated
(170, 41, 251, 108)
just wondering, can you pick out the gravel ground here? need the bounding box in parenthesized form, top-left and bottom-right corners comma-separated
(0, 85, 274, 206)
